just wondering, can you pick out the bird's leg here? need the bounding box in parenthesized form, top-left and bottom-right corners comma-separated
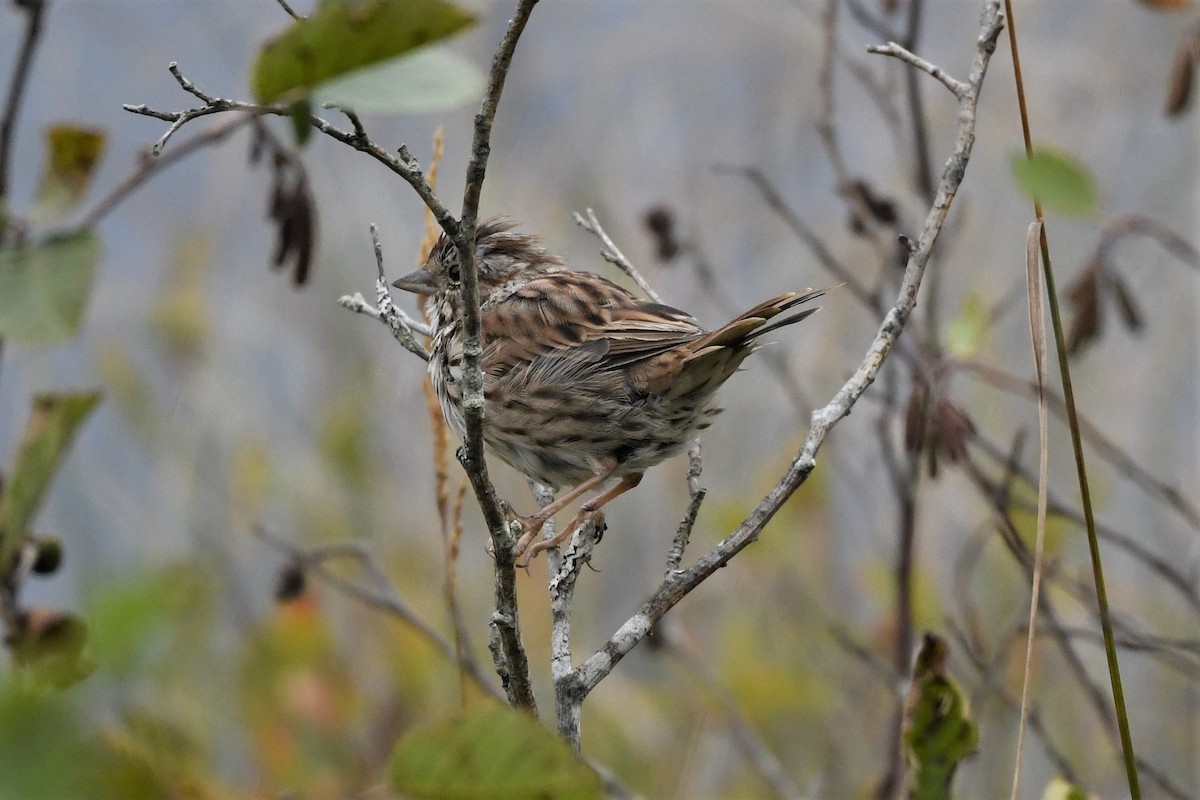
(526, 473, 643, 560)
(511, 463, 617, 560)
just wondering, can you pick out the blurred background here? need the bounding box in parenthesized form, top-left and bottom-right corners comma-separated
(0, 0, 1197, 796)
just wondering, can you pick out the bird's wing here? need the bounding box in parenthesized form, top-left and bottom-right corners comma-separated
(480, 271, 705, 387)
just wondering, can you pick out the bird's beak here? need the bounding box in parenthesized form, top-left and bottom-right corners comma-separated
(392, 268, 436, 296)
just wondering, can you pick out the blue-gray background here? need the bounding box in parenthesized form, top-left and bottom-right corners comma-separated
(1, 1, 1197, 795)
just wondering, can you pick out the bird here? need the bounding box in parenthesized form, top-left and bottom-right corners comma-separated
(393, 219, 830, 564)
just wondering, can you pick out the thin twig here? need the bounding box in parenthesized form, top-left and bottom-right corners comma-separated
(718, 165, 880, 314)
(0, 0, 45, 205)
(69, 116, 251, 233)
(665, 441, 706, 576)
(844, 0, 901, 41)
(338, 226, 432, 360)
(561, 1, 1005, 704)
(827, 624, 902, 691)
(124, 67, 459, 239)
(815, 0, 904, 277)
(874, 358, 921, 800)
(948, 622, 1081, 783)
(573, 209, 663, 303)
(543, 483, 603, 751)
(955, 357, 1200, 533)
(867, 42, 970, 99)
(253, 526, 503, 703)
(816, 0, 850, 186)
(963, 461, 1189, 798)
(273, 0, 303, 20)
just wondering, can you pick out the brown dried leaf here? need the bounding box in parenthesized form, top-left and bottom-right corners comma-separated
(249, 123, 317, 286)
(933, 398, 976, 464)
(1165, 29, 1195, 116)
(904, 381, 928, 455)
(643, 205, 680, 262)
(844, 179, 898, 238)
(1065, 262, 1103, 354)
(1107, 271, 1144, 332)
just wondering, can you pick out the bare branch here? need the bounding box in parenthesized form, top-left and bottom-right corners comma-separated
(568, 0, 1006, 700)
(664, 441, 706, 576)
(957, 358, 1200, 532)
(338, 225, 432, 361)
(453, 0, 542, 712)
(967, 436, 1200, 616)
(0, 0, 45, 206)
(948, 622, 1081, 784)
(867, 42, 970, 99)
(543, 482, 603, 751)
(253, 526, 503, 703)
(720, 165, 881, 314)
(124, 65, 459, 238)
(273, 0, 303, 20)
(68, 115, 251, 233)
(574, 208, 664, 303)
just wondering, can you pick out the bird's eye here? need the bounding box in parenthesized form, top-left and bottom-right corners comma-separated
(447, 264, 461, 283)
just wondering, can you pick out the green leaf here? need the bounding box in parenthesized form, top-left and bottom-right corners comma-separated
(7, 609, 95, 689)
(1010, 148, 1099, 216)
(388, 704, 603, 800)
(313, 45, 484, 114)
(1042, 777, 1089, 800)
(0, 392, 102, 569)
(903, 633, 978, 800)
(0, 232, 100, 343)
(945, 293, 990, 357)
(86, 565, 212, 675)
(0, 682, 96, 798)
(33, 125, 107, 222)
(252, 0, 476, 104)
(288, 98, 314, 147)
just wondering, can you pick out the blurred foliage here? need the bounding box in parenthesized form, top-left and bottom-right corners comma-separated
(1, 1, 1196, 798)
(230, 439, 273, 521)
(0, 392, 101, 567)
(96, 346, 157, 441)
(313, 45, 485, 115)
(0, 233, 99, 344)
(903, 634, 979, 800)
(388, 703, 603, 800)
(945, 293, 990, 358)
(251, 0, 476, 105)
(149, 232, 212, 363)
(33, 124, 106, 222)
(1043, 776, 1090, 800)
(1010, 148, 1099, 217)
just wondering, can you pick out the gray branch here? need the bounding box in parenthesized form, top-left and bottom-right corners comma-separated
(124, 65, 459, 239)
(867, 41, 970, 99)
(574, 208, 664, 303)
(338, 224, 431, 360)
(565, 0, 1006, 702)
(453, 0, 542, 712)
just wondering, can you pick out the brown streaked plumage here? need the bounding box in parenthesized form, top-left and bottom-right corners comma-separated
(394, 219, 831, 563)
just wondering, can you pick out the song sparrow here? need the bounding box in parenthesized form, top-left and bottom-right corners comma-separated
(394, 219, 829, 563)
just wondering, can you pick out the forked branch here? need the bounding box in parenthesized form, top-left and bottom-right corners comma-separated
(562, 0, 1005, 706)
